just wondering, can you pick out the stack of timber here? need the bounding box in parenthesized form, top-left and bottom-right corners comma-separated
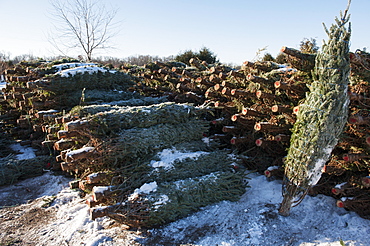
(0, 59, 136, 155)
(2, 47, 370, 222)
(55, 102, 247, 227)
(123, 52, 370, 219)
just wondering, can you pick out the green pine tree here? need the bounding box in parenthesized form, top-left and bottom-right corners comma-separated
(279, 3, 351, 216)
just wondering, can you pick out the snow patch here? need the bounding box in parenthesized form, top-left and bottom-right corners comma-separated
(150, 147, 208, 170)
(37, 109, 59, 114)
(53, 63, 116, 77)
(153, 194, 170, 209)
(52, 62, 97, 72)
(10, 143, 36, 160)
(136, 181, 158, 194)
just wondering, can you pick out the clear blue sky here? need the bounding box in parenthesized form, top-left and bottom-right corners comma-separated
(0, 0, 369, 64)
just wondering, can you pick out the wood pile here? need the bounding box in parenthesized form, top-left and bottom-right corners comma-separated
(123, 50, 370, 219)
(1, 47, 370, 222)
(0, 60, 135, 156)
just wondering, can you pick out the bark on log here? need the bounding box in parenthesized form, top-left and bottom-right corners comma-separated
(87, 172, 108, 184)
(281, 46, 315, 61)
(271, 105, 293, 113)
(65, 146, 95, 162)
(274, 134, 291, 142)
(209, 74, 221, 83)
(60, 162, 76, 171)
(280, 46, 316, 72)
(230, 136, 252, 145)
(242, 107, 266, 117)
(247, 74, 269, 84)
(65, 119, 89, 131)
(57, 130, 79, 139)
(348, 115, 370, 125)
(231, 114, 255, 129)
(196, 77, 214, 87)
(222, 125, 240, 134)
(221, 81, 236, 89)
(219, 72, 228, 80)
(221, 87, 232, 96)
(228, 70, 245, 79)
(256, 90, 276, 100)
(230, 89, 254, 98)
(54, 139, 75, 151)
(254, 122, 290, 133)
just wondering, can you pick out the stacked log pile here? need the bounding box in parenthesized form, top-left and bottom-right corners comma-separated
(123, 51, 370, 218)
(1, 46, 370, 222)
(0, 60, 135, 155)
(53, 102, 247, 227)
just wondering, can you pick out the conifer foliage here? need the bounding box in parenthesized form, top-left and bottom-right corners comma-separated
(279, 4, 352, 216)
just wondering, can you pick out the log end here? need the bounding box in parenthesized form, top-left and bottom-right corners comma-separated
(336, 200, 345, 208)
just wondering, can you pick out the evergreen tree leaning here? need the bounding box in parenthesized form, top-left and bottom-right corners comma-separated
(279, 3, 351, 216)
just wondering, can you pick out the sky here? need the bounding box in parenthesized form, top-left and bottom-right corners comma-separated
(0, 0, 369, 64)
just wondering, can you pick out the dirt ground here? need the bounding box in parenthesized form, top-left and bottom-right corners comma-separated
(0, 201, 56, 245)
(0, 173, 64, 246)
(0, 173, 143, 246)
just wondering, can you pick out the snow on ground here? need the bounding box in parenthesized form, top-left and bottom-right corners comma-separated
(145, 173, 370, 245)
(10, 143, 36, 160)
(0, 76, 6, 89)
(1, 147, 370, 245)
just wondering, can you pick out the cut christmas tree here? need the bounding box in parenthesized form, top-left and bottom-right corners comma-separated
(279, 3, 351, 216)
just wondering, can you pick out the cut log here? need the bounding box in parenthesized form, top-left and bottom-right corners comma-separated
(271, 105, 293, 113)
(90, 206, 109, 220)
(281, 46, 315, 61)
(230, 136, 252, 145)
(274, 134, 291, 142)
(242, 107, 266, 117)
(213, 84, 222, 91)
(228, 70, 244, 79)
(92, 186, 112, 202)
(65, 146, 95, 162)
(221, 87, 232, 96)
(247, 74, 269, 84)
(60, 162, 76, 171)
(42, 140, 55, 149)
(222, 125, 240, 134)
(13, 87, 30, 93)
(254, 122, 290, 133)
(264, 166, 284, 179)
(348, 115, 370, 125)
(218, 72, 228, 80)
(209, 74, 221, 83)
(231, 114, 255, 128)
(65, 119, 89, 131)
(87, 172, 108, 184)
(195, 77, 214, 87)
(54, 139, 75, 151)
(176, 83, 191, 92)
(230, 89, 254, 98)
(342, 153, 370, 162)
(256, 90, 276, 100)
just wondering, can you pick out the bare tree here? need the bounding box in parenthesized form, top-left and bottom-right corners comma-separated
(49, 0, 119, 61)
